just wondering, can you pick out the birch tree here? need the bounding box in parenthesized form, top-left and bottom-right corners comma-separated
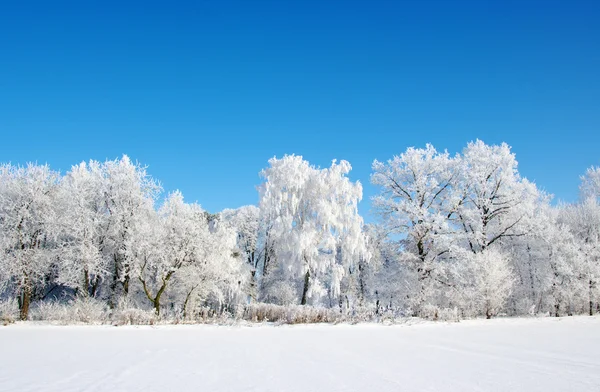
(259, 155, 367, 305)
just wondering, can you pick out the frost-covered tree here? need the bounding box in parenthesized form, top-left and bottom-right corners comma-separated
(0, 164, 63, 320)
(99, 156, 161, 307)
(59, 161, 110, 298)
(560, 197, 600, 315)
(458, 140, 540, 254)
(371, 141, 546, 317)
(174, 213, 246, 318)
(336, 223, 383, 311)
(372, 144, 460, 314)
(259, 155, 367, 306)
(505, 203, 584, 317)
(221, 205, 261, 300)
(356, 223, 405, 314)
(55, 156, 161, 308)
(453, 248, 515, 318)
(580, 166, 600, 201)
(126, 192, 206, 315)
(543, 217, 585, 317)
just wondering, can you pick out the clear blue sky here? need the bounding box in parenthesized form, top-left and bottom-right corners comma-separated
(1, 1, 599, 218)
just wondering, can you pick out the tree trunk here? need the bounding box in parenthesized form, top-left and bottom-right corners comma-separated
(358, 260, 365, 307)
(300, 270, 310, 305)
(262, 239, 271, 276)
(182, 285, 198, 320)
(153, 282, 168, 317)
(249, 270, 257, 302)
(414, 266, 428, 317)
(90, 276, 100, 298)
(83, 268, 90, 297)
(590, 279, 594, 316)
(19, 286, 31, 321)
(153, 299, 161, 316)
(123, 270, 130, 296)
(139, 276, 169, 317)
(485, 299, 492, 319)
(109, 254, 119, 309)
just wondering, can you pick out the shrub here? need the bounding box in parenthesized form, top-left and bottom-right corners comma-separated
(69, 297, 109, 323)
(111, 307, 157, 326)
(243, 303, 340, 324)
(0, 298, 18, 325)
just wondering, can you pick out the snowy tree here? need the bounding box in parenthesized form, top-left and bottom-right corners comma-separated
(58, 161, 110, 298)
(543, 219, 585, 317)
(336, 223, 382, 311)
(0, 164, 63, 320)
(460, 248, 515, 319)
(126, 192, 204, 315)
(354, 223, 406, 314)
(506, 203, 585, 317)
(371, 144, 460, 314)
(458, 141, 540, 253)
(259, 155, 367, 306)
(99, 156, 161, 307)
(580, 166, 600, 201)
(221, 205, 261, 300)
(174, 213, 246, 318)
(560, 197, 600, 315)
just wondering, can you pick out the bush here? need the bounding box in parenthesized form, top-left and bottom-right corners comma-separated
(0, 298, 18, 325)
(261, 281, 299, 306)
(420, 304, 460, 322)
(13, 297, 467, 325)
(30, 301, 68, 323)
(69, 297, 109, 323)
(243, 303, 340, 324)
(111, 307, 157, 326)
(29, 297, 109, 324)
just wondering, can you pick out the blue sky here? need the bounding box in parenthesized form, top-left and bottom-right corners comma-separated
(1, 1, 599, 218)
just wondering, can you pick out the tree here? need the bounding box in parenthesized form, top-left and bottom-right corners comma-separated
(458, 140, 540, 254)
(543, 219, 585, 317)
(58, 161, 110, 298)
(221, 205, 261, 300)
(57, 156, 161, 308)
(128, 192, 208, 316)
(580, 166, 600, 201)
(100, 156, 161, 307)
(0, 164, 63, 320)
(560, 197, 600, 315)
(459, 248, 515, 319)
(508, 203, 584, 317)
(259, 155, 367, 305)
(174, 212, 246, 318)
(371, 144, 460, 314)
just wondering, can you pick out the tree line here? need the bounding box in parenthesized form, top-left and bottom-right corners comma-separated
(1, 140, 599, 322)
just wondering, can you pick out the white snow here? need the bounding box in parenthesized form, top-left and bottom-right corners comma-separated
(1, 316, 599, 392)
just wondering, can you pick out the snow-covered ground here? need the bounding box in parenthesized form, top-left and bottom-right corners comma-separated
(1, 317, 599, 392)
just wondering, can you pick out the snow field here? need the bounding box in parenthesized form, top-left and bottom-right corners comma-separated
(1, 316, 599, 392)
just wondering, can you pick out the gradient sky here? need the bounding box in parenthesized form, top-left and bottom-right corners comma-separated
(1, 1, 599, 219)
